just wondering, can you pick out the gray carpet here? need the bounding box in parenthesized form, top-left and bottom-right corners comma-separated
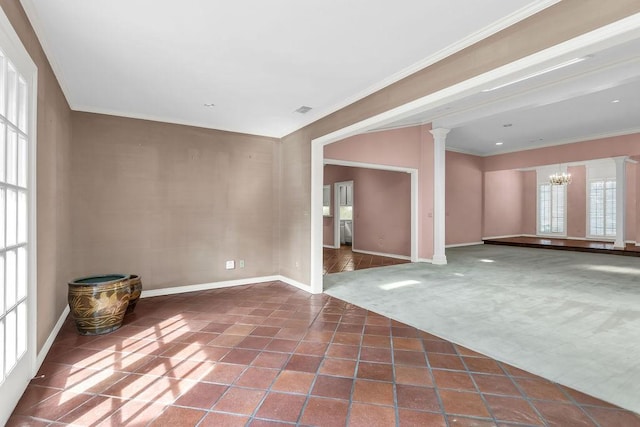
(324, 244, 640, 413)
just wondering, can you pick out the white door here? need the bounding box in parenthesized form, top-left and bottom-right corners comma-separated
(0, 9, 37, 426)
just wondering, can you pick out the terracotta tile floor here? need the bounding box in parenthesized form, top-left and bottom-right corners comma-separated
(324, 245, 409, 275)
(10, 281, 640, 426)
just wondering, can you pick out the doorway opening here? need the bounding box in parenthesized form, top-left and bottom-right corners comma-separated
(309, 18, 640, 294)
(334, 180, 354, 248)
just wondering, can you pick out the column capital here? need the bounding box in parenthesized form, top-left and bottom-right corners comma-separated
(613, 156, 629, 164)
(429, 128, 451, 140)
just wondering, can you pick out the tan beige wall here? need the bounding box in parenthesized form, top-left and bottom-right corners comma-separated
(279, 0, 640, 284)
(0, 1, 73, 352)
(278, 129, 311, 282)
(71, 112, 279, 290)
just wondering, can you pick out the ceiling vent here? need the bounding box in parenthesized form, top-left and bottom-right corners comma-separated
(295, 106, 312, 114)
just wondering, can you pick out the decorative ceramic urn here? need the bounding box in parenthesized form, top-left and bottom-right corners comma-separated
(126, 274, 143, 314)
(68, 274, 131, 335)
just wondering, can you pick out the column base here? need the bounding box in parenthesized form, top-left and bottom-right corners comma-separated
(432, 254, 448, 265)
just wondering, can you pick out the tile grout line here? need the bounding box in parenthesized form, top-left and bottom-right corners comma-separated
(497, 361, 551, 427)
(342, 307, 367, 426)
(457, 355, 501, 425)
(421, 331, 452, 427)
(555, 377, 604, 427)
(293, 295, 340, 426)
(390, 325, 401, 427)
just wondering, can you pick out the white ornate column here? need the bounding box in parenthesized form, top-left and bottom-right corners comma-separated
(430, 128, 449, 265)
(614, 156, 627, 249)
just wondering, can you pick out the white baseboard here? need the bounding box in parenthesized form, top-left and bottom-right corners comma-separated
(323, 245, 333, 249)
(481, 234, 522, 240)
(277, 275, 312, 293)
(445, 241, 484, 248)
(36, 305, 70, 373)
(418, 258, 433, 263)
(141, 275, 287, 299)
(566, 236, 614, 242)
(140, 275, 313, 300)
(352, 248, 411, 261)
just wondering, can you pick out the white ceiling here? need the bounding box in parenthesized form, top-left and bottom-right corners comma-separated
(371, 33, 640, 156)
(19, 0, 553, 138)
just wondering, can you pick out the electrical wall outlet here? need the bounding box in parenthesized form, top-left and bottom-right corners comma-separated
(239, 260, 245, 268)
(225, 260, 235, 270)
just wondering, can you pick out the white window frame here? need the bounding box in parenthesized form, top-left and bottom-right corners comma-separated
(537, 183, 567, 236)
(586, 159, 617, 240)
(536, 166, 567, 237)
(587, 177, 616, 239)
(0, 7, 37, 427)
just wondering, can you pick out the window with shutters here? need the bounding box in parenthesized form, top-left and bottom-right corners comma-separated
(588, 178, 616, 237)
(538, 183, 565, 235)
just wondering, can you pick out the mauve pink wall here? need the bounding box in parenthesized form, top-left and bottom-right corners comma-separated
(567, 165, 587, 238)
(324, 124, 434, 260)
(324, 127, 422, 169)
(323, 165, 411, 256)
(626, 163, 636, 241)
(521, 171, 537, 235)
(354, 168, 411, 256)
(484, 133, 640, 171)
(445, 151, 483, 245)
(637, 157, 640, 244)
(483, 170, 523, 237)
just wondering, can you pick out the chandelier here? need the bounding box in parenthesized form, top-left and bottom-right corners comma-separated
(549, 172, 572, 185)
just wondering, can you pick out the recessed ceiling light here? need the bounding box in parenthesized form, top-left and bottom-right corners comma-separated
(295, 106, 312, 114)
(203, 103, 215, 107)
(496, 142, 504, 146)
(611, 99, 620, 103)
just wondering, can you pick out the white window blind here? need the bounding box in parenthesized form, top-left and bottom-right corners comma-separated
(538, 183, 565, 234)
(589, 178, 616, 237)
